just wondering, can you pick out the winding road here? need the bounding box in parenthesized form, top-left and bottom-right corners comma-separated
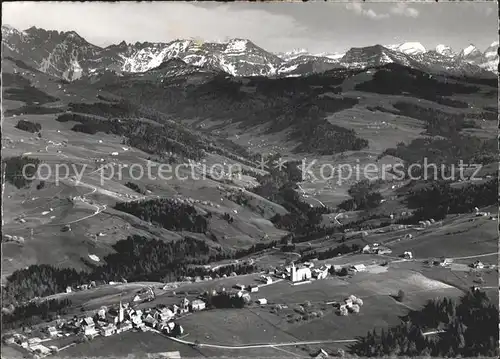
(156, 328, 445, 351)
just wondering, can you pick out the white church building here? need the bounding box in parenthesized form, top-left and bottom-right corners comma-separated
(289, 262, 312, 282)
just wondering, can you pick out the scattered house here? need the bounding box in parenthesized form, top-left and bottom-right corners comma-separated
(312, 266, 329, 280)
(344, 297, 353, 306)
(313, 348, 329, 359)
(28, 338, 42, 345)
(83, 325, 98, 338)
(65, 286, 72, 293)
(157, 351, 181, 359)
(403, 251, 413, 259)
(97, 307, 107, 320)
(30, 344, 51, 356)
(234, 283, 246, 291)
(106, 311, 119, 325)
(349, 304, 360, 313)
(331, 265, 342, 273)
(376, 247, 392, 255)
(472, 261, 485, 269)
(190, 299, 206, 311)
(129, 312, 143, 326)
(133, 295, 142, 302)
(46, 326, 58, 338)
(116, 321, 133, 333)
(248, 285, 259, 293)
(4, 337, 15, 345)
(351, 264, 366, 273)
(143, 314, 158, 328)
(155, 308, 174, 322)
(161, 321, 176, 334)
(439, 258, 453, 267)
(241, 293, 252, 303)
(261, 276, 273, 284)
(257, 298, 268, 305)
(338, 305, 348, 316)
(100, 323, 116, 337)
(83, 317, 95, 328)
(362, 245, 371, 254)
(181, 297, 190, 310)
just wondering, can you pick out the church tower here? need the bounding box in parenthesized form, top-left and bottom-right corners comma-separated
(291, 262, 297, 282)
(118, 294, 124, 323)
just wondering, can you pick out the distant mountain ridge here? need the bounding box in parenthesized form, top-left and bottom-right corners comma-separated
(2, 25, 497, 81)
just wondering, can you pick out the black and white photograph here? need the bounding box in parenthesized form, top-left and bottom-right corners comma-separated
(1, 1, 499, 358)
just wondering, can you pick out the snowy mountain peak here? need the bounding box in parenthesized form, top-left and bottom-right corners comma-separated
(435, 44, 454, 57)
(462, 44, 479, 57)
(2, 25, 497, 80)
(224, 39, 251, 53)
(397, 42, 426, 55)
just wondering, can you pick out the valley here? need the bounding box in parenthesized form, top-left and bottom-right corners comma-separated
(1, 19, 498, 359)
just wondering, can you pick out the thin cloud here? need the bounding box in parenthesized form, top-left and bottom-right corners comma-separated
(345, 3, 389, 20)
(390, 4, 420, 18)
(345, 2, 419, 20)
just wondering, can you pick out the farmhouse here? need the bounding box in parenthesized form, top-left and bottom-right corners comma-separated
(30, 344, 51, 355)
(375, 247, 392, 255)
(439, 258, 453, 266)
(158, 352, 181, 359)
(47, 326, 58, 338)
(312, 266, 329, 279)
(349, 304, 360, 313)
(155, 308, 174, 322)
(313, 348, 330, 359)
(100, 323, 117, 337)
(403, 251, 413, 259)
(83, 325, 98, 338)
(472, 260, 485, 269)
(143, 314, 158, 328)
(234, 283, 246, 291)
(257, 298, 268, 305)
(242, 293, 252, 303)
(248, 285, 259, 292)
(117, 321, 133, 333)
(338, 305, 348, 316)
(351, 264, 366, 272)
(261, 275, 273, 284)
(191, 299, 206, 311)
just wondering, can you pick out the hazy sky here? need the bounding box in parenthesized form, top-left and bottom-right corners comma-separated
(3, 1, 498, 53)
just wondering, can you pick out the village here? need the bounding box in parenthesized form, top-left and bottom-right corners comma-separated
(3, 218, 496, 359)
(3, 256, 377, 358)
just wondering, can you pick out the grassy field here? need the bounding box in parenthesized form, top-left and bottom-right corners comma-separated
(55, 331, 202, 359)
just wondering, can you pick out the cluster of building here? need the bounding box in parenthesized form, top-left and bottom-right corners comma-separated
(474, 208, 495, 220)
(334, 295, 364, 316)
(4, 296, 206, 355)
(418, 219, 437, 228)
(4, 334, 57, 357)
(273, 262, 332, 283)
(362, 243, 392, 255)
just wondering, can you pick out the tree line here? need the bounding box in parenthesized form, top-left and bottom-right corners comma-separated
(2, 235, 267, 306)
(114, 198, 209, 233)
(349, 290, 499, 357)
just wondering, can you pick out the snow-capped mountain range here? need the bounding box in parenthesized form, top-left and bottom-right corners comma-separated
(2, 25, 498, 81)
